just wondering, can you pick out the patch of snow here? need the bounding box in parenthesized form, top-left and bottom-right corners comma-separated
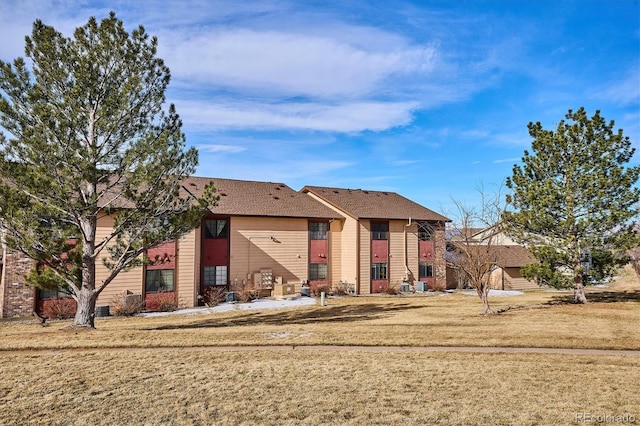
(139, 296, 317, 318)
(266, 332, 294, 338)
(489, 289, 524, 296)
(461, 289, 524, 297)
(264, 331, 314, 339)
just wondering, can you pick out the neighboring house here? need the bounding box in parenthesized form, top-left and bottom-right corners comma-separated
(0, 177, 450, 317)
(486, 245, 538, 290)
(445, 224, 538, 291)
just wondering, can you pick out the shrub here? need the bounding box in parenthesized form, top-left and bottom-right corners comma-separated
(238, 289, 256, 303)
(432, 280, 446, 292)
(312, 284, 331, 297)
(202, 286, 227, 307)
(333, 281, 354, 296)
(42, 298, 76, 319)
(145, 292, 178, 312)
(110, 291, 143, 316)
(385, 282, 400, 295)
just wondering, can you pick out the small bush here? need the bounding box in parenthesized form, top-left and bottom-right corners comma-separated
(333, 281, 354, 296)
(238, 289, 256, 303)
(312, 284, 331, 297)
(145, 292, 178, 312)
(202, 286, 228, 307)
(432, 280, 445, 292)
(42, 298, 76, 319)
(385, 282, 400, 295)
(110, 292, 143, 316)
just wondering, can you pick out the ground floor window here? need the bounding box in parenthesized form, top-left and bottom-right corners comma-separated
(203, 265, 227, 286)
(419, 262, 434, 278)
(145, 269, 175, 293)
(371, 263, 388, 280)
(309, 263, 328, 280)
(37, 288, 72, 300)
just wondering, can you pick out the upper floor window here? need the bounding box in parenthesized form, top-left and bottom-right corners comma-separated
(418, 222, 433, 241)
(309, 222, 328, 240)
(371, 222, 389, 240)
(204, 219, 228, 239)
(145, 269, 175, 293)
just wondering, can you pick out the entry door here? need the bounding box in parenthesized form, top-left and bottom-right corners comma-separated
(371, 222, 389, 293)
(201, 219, 230, 295)
(419, 240, 435, 289)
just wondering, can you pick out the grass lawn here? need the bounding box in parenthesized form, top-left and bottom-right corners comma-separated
(1, 269, 639, 425)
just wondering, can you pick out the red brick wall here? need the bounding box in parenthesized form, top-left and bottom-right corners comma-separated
(1, 248, 36, 318)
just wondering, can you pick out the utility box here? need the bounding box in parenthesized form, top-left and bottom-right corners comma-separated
(416, 281, 428, 292)
(273, 283, 296, 298)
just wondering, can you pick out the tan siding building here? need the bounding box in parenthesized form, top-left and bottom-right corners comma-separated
(301, 186, 450, 294)
(1, 177, 450, 317)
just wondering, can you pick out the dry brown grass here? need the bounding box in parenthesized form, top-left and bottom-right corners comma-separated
(0, 349, 638, 425)
(2, 285, 639, 351)
(1, 270, 639, 425)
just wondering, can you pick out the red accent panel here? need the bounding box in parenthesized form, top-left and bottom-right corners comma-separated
(203, 238, 229, 266)
(419, 241, 434, 261)
(419, 277, 435, 289)
(371, 240, 388, 262)
(309, 280, 328, 293)
(371, 280, 388, 293)
(147, 241, 176, 270)
(310, 239, 329, 263)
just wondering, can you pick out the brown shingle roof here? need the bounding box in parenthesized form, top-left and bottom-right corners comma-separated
(183, 177, 343, 219)
(493, 245, 536, 268)
(448, 243, 536, 268)
(301, 185, 450, 222)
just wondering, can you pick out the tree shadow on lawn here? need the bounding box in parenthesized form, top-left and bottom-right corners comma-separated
(546, 290, 640, 305)
(146, 303, 424, 331)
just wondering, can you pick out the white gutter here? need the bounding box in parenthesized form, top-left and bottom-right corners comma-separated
(404, 217, 412, 282)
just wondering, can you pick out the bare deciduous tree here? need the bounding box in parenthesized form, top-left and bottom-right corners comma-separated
(446, 185, 507, 315)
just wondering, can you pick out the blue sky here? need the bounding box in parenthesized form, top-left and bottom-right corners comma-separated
(1, 0, 638, 217)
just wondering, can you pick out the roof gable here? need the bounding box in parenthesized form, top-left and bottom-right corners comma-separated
(301, 185, 449, 222)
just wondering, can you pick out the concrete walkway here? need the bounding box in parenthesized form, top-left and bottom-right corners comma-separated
(8, 345, 640, 356)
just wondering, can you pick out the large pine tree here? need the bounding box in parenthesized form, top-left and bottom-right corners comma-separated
(503, 108, 640, 303)
(0, 13, 216, 327)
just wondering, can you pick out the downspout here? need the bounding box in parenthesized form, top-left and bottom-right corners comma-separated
(328, 219, 334, 288)
(356, 221, 360, 294)
(404, 218, 412, 282)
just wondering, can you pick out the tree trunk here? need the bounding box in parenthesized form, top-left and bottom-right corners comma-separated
(74, 213, 98, 328)
(477, 285, 494, 315)
(573, 274, 587, 304)
(73, 286, 98, 328)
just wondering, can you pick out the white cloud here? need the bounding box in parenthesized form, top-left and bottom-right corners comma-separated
(493, 157, 520, 164)
(597, 66, 640, 106)
(197, 144, 246, 153)
(177, 100, 419, 132)
(160, 28, 438, 99)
